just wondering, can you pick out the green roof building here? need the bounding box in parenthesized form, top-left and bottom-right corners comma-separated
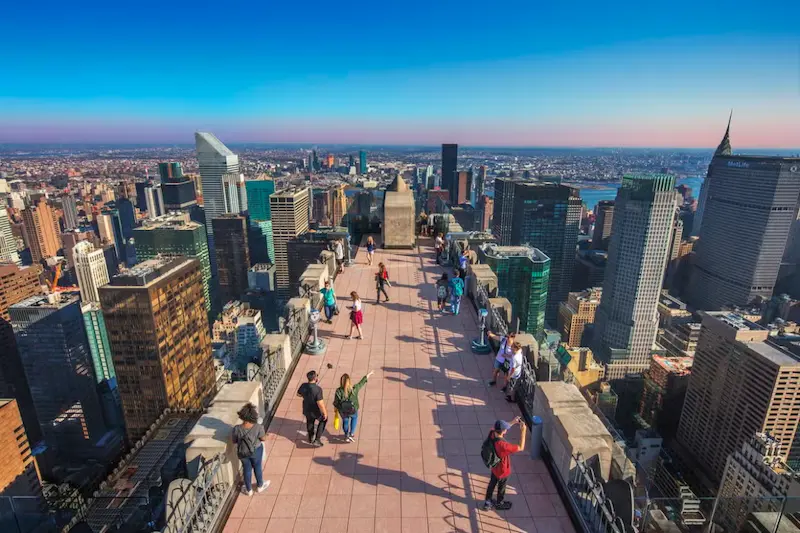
(245, 178, 275, 221)
(132, 214, 212, 313)
(480, 243, 551, 338)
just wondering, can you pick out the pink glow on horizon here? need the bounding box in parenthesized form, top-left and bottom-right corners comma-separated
(1, 115, 797, 149)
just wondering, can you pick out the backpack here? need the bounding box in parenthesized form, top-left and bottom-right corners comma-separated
(437, 284, 447, 299)
(335, 390, 357, 416)
(481, 435, 501, 469)
(452, 279, 464, 297)
(236, 425, 259, 459)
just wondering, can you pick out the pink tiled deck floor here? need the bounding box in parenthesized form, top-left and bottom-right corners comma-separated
(224, 243, 575, 533)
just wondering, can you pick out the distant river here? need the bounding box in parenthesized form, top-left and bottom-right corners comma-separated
(487, 176, 704, 209)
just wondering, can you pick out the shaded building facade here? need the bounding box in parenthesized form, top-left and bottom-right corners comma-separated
(591, 200, 614, 250)
(10, 294, 109, 463)
(492, 180, 582, 322)
(212, 215, 250, 304)
(441, 144, 457, 205)
(688, 154, 800, 310)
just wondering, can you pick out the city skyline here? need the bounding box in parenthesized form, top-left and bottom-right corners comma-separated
(1, 0, 798, 148)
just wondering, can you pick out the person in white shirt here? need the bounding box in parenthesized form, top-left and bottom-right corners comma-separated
(487, 332, 516, 389)
(347, 291, 364, 340)
(434, 233, 444, 264)
(505, 342, 524, 403)
(335, 240, 344, 273)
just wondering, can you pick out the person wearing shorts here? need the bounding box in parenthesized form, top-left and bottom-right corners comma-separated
(487, 332, 515, 389)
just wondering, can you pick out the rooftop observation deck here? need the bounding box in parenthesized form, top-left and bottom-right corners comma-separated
(222, 243, 574, 533)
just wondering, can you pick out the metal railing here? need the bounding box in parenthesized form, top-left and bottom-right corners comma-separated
(247, 342, 288, 416)
(472, 281, 537, 421)
(162, 453, 230, 533)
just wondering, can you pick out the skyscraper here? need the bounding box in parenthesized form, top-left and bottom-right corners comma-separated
(133, 214, 213, 314)
(359, 150, 367, 175)
(195, 132, 240, 272)
(0, 207, 21, 265)
(158, 162, 183, 182)
(687, 125, 800, 310)
(11, 293, 109, 461)
(99, 257, 215, 441)
(480, 243, 550, 338)
(441, 144, 458, 204)
(591, 200, 615, 251)
(74, 240, 110, 303)
(270, 187, 310, 298)
(61, 193, 79, 231)
(691, 114, 732, 237)
(223, 172, 248, 214)
(456, 170, 473, 206)
(249, 220, 275, 264)
(592, 174, 678, 380)
(22, 198, 61, 262)
(212, 215, 250, 304)
(96, 212, 116, 251)
(491, 180, 582, 322)
(475, 165, 487, 206)
(144, 185, 166, 220)
(245, 177, 275, 221)
(676, 312, 800, 483)
(0, 264, 43, 444)
(330, 184, 348, 227)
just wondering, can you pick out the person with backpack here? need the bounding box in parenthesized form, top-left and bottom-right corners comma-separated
(366, 236, 376, 266)
(487, 332, 516, 389)
(449, 270, 465, 315)
(347, 291, 364, 340)
(334, 370, 374, 442)
(319, 279, 337, 323)
(376, 262, 391, 303)
(297, 370, 328, 447)
(435, 273, 449, 312)
(481, 417, 527, 511)
(231, 403, 270, 495)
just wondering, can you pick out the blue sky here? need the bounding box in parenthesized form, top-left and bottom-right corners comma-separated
(1, 0, 798, 147)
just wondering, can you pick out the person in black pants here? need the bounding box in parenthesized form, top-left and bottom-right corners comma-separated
(376, 262, 391, 303)
(297, 370, 328, 446)
(483, 417, 527, 511)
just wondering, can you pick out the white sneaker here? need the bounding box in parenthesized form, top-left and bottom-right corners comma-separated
(256, 480, 271, 493)
(241, 487, 253, 496)
(346, 435, 354, 443)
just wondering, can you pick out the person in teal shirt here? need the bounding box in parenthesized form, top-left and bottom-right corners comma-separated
(449, 270, 465, 315)
(319, 280, 337, 323)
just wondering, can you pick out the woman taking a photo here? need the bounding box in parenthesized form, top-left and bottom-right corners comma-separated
(348, 291, 364, 340)
(334, 370, 374, 442)
(366, 236, 376, 266)
(231, 403, 270, 496)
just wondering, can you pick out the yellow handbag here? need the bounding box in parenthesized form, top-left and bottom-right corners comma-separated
(333, 411, 341, 430)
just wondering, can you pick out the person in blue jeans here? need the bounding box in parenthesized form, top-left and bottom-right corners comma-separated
(334, 371, 374, 442)
(449, 270, 465, 315)
(319, 279, 337, 323)
(366, 236, 376, 266)
(231, 403, 270, 496)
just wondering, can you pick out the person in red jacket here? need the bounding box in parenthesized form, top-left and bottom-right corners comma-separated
(483, 417, 527, 511)
(376, 262, 391, 303)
